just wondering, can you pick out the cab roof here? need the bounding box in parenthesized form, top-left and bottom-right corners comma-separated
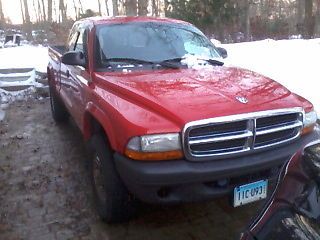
(77, 16, 193, 27)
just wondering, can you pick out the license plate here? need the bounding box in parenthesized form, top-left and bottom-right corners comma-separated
(233, 180, 268, 207)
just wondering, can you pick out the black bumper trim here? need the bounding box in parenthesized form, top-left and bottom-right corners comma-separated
(114, 131, 319, 204)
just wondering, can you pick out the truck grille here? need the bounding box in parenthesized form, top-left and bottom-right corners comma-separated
(183, 108, 304, 161)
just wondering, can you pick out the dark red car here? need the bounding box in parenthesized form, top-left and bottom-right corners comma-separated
(240, 140, 320, 240)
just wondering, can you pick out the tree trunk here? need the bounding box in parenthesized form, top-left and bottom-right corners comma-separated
(138, 0, 148, 15)
(125, 0, 137, 16)
(0, 0, 5, 21)
(38, 0, 43, 21)
(23, 0, 31, 24)
(41, 0, 46, 21)
(315, 0, 320, 36)
(72, 0, 78, 19)
(20, 0, 25, 24)
(105, 0, 110, 16)
(304, 0, 313, 38)
(297, 0, 305, 22)
(97, 0, 102, 15)
(78, 0, 84, 14)
(33, 0, 39, 22)
(59, 0, 67, 22)
(244, 1, 251, 41)
(112, 0, 118, 16)
(152, 0, 157, 16)
(48, 0, 52, 22)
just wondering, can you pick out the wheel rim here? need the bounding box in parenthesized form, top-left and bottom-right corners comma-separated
(93, 155, 107, 203)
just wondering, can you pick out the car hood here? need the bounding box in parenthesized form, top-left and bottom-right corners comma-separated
(95, 67, 310, 126)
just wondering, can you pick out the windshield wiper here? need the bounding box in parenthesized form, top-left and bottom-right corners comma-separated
(104, 57, 181, 69)
(160, 57, 224, 66)
(204, 58, 224, 66)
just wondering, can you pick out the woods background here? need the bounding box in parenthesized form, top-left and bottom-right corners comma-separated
(0, 0, 320, 43)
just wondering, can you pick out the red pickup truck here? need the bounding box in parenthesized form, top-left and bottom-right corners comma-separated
(48, 16, 318, 223)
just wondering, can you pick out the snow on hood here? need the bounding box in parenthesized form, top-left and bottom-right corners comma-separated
(180, 54, 225, 70)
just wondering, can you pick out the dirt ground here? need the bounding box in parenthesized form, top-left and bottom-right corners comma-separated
(0, 98, 264, 240)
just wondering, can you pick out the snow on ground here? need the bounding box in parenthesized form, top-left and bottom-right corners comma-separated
(0, 45, 49, 117)
(221, 38, 320, 114)
(0, 45, 48, 73)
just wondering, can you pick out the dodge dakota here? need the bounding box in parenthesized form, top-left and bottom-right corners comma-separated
(47, 16, 319, 223)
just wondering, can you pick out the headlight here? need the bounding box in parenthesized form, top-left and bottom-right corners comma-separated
(302, 110, 317, 135)
(125, 133, 183, 161)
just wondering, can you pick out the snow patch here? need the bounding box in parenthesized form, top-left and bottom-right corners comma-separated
(0, 45, 49, 113)
(0, 45, 48, 73)
(222, 38, 320, 114)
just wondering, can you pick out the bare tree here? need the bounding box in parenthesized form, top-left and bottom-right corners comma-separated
(152, 0, 159, 16)
(59, 0, 67, 22)
(244, 0, 251, 41)
(23, 0, 31, 24)
(78, 0, 84, 14)
(112, 0, 119, 16)
(105, 0, 110, 16)
(0, 0, 5, 21)
(33, 0, 39, 22)
(97, 0, 102, 15)
(125, 0, 137, 16)
(41, 0, 47, 21)
(138, 0, 148, 15)
(315, 0, 320, 36)
(304, 0, 313, 38)
(38, 0, 44, 21)
(72, 0, 78, 19)
(20, 0, 25, 23)
(48, 0, 53, 22)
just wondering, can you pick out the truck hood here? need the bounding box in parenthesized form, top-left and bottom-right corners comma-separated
(95, 67, 309, 125)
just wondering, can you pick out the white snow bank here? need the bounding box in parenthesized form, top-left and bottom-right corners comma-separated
(222, 38, 320, 114)
(0, 45, 49, 111)
(0, 70, 38, 87)
(0, 45, 48, 73)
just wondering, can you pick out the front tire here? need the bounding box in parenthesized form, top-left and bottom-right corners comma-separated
(89, 134, 136, 223)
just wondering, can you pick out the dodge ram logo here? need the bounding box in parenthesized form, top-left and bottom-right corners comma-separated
(236, 96, 249, 104)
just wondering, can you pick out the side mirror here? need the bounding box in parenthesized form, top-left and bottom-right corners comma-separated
(61, 51, 86, 67)
(217, 47, 228, 59)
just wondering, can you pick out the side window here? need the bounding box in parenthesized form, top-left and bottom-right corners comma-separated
(74, 30, 84, 52)
(68, 31, 79, 51)
(74, 28, 89, 66)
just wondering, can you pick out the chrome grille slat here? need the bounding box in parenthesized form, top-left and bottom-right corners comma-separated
(255, 121, 303, 136)
(189, 131, 253, 145)
(183, 108, 304, 161)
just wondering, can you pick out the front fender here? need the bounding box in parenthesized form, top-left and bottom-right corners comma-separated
(83, 101, 118, 151)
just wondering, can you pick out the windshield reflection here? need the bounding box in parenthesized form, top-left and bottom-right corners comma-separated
(95, 22, 221, 67)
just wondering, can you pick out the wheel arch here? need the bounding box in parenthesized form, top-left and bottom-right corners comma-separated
(83, 102, 118, 152)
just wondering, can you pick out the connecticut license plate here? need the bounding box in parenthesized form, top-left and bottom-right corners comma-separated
(233, 180, 268, 207)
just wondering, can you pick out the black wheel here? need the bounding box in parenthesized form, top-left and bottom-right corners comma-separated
(49, 85, 68, 123)
(89, 134, 136, 223)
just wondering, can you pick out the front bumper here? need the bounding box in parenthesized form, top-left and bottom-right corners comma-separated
(114, 130, 319, 204)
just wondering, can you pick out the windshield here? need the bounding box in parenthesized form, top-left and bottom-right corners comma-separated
(95, 22, 221, 67)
